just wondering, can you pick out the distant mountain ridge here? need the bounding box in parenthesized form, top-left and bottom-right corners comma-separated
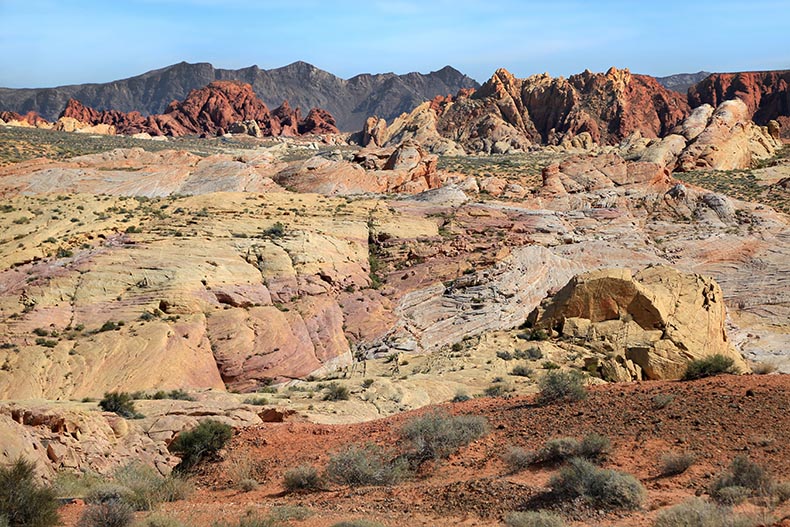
(0, 61, 479, 131)
(654, 71, 711, 93)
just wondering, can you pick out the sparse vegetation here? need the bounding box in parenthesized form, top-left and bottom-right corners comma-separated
(710, 456, 773, 503)
(0, 458, 60, 527)
(502, 446, 534, 473)
(505, 511, 566, 527)
(242, 396, 268, 406)
(326, 444, 405, 486)
(329, 521, 386, 527)
(401, 410, 489, 463)
(323, 382, 350, 401)
(654, 498, 765, 527)
(537, 370, 587, 405)
(510, 364, 533, 377)
(683, 354, 738, 380)
(99, 392, 141, 419)
(549, 458, 645, 510)
(168, 420, 233, 472)
(660, 452, 696, 476)
(283, 464, 322, 492)
(78, 503, 133, 527)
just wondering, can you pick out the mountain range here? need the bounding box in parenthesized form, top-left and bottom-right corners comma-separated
(0, 61, 479, 131)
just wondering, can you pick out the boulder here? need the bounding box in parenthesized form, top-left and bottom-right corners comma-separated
(530, 266, 748, 380)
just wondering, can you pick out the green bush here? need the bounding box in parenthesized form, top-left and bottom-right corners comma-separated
(85, 483, 133, 505)
(326, 444, 405, 486)
(0, 458, 60, 527)
(654, 498, 764, 527)
(683, 354, 738, 380)
(168, 420, 233, 472)
(710, 456, 773, 502)
(510, 364, 533, 377)
(660, 452, 696, 476)
(531, 434, 609, 465)
(78, 503, 133, 527)
(99, 392, 140, 419)
(134, 514, 187, 527)
(323, 382, 349, 401)
(211, 511, 278, 527)
(537, 370, 587, 405)
(578, 434, 611, 461)
(283, 464, 322, 492)
(451, 391, 471, 403)
(550, 458, 645, 510)
(401, 410, 489, 462)
(505, 511, 566, 527)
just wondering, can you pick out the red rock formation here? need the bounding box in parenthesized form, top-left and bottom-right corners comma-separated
(58, 81, 338, 138)
(0, 110, 49, 126)
(298, 108, 339, 135)
(437, 67, 689, 150)
(688, 71, 790, 138)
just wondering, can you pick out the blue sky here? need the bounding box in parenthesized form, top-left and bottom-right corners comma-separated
(1, 0, 788, 88)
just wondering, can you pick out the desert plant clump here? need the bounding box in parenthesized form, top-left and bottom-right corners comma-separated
(549, 458, 645, 510)
(326, 444, 405, 486)
(0, 458, 60, 527)
(135, 514, 187, 527)
(323, 382, 350, 401)
(502, 446, 534, 473)
(710, 456, 773, 503)
(653, 498, 765, 527)
(451, 391, 471, 403)
(401, 410, 489, 463)
(168, 419, 233, 472)
(510, 364, 533, 377)
(99, 392, 141, 418)
(537, 370, 587, 405)
(505, 510, 566, 527)
(683, 354, 738, 380)
(78, 503, 133, 527)
(329, 521, 386, 527)
(660, 452, 696, 477)
(283, 464, 322, 492)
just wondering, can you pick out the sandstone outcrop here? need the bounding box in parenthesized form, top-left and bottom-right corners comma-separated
(688, 70, 790, 138)
(528, 266, 747, 380)
(59, 81, 339, 138)
(627, 99, 781, 171)
(0, 110, 51, 128)
(274, 141, 442, 195)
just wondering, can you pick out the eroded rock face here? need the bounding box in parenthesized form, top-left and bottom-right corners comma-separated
(0, 110, 51, 129)
(529, 266, 747, 380)
(59, 82, 339, 138)
(689, 70, 790, 138)
(626, 99, 782, 172)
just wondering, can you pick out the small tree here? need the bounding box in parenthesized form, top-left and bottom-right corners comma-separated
(168, 420, 232, 472)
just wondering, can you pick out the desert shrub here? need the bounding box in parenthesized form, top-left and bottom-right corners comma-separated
(502, 447, 534, 473)
(151, 389, 194, 401)
(52, 470, 105, 498)
(652, 394, 675, 409)
(242, 396, 268, 406)
(660, 452, 696, 476)
(236, 479, 258, 492)
(538, 438, 580, 463)
(211, 511, 278, 527)
(537, 370, 586, 405)
(550, 458, 645, 510)
(326, 444, 405, 486)
(510, 364, 533, 377)
(654, 498, 764, 527)
(262, 222, 285, 238)
(226, 454, 264, 491)
(168, 420, 232, 472)
(134, 514, 186, 527)
(268, 505, 312, 522)
(283, 464, 322, 492)
(683, 354, 738, 380)
(401, 410, 489, 462)
(99, 392, 140, 419)
(715, 486, 752, 505)
(710, 456, 773, 502)
(0, 515, 7, 527)
(85, 483, 134, 505)
(483, 383, 512, 397)
(505, 510, 566, 527)
(578, 434, 611, 461)
(773, 481, 790, 503)
(99, 321, 120, 332)
(451, 391, 471, 403)
(329, 521, 386, 527)
(323, 382, 349, 401)
(497, 350, 514, 361)
(78, 503, 133, 527)
(361, 378, 374, 388)
(0, 458, 60, 527)
(751, 362, 778, 375)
